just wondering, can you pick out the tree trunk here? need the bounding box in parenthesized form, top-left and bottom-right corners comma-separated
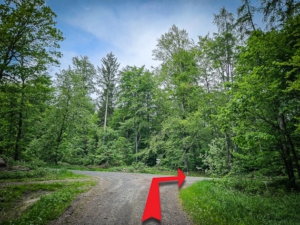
(231, 121, 238, 152)
(14, 82, 25, 161)
(280, 142, 296, 188)
(102, 91, 109, 145)
(278, 114, 297, 188)
(225, 133, 231, 172)
(8, 99, 15, 156)
(287, 133, 300, 179)
(135, 122, 139, 162)
(279, 113, 300, 178)
(245, 0, 256, 31)
(146, 93, 150, 148)
(104, 90, 109, 131)
(14, 105, 23, 161)
(184, 149, 189, 175)
(54, 101, 69, 164)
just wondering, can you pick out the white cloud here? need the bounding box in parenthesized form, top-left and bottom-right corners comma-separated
(55, 1, 220, 72)
(46, 0, 265, 87)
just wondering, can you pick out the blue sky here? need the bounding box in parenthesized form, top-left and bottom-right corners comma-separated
(46, 0, 261, 74)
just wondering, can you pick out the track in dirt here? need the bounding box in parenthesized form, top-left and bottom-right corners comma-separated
(49, 171, 209, 225)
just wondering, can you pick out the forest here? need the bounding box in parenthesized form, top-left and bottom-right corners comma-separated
(1, 0, 300, 190)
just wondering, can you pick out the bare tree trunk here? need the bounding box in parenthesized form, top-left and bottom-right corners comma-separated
(102, 90, 109, 145)
(103, 90, 109, 131)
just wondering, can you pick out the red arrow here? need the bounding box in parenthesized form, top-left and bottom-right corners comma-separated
(142, 168, 186, 222)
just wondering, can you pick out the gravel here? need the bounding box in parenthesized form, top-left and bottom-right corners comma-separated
(49, 170, 209, 225)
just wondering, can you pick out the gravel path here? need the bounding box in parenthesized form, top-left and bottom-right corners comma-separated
(49, 171, 209, 225)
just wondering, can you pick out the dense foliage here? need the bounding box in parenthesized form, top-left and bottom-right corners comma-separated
(1, 0, 300, 188)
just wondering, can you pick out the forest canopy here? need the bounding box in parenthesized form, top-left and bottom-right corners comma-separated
(1, 0, 300, 188)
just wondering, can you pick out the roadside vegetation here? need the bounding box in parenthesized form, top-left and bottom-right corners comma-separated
(180, 177, 300, 225)
(0, 168, 96, 225)
(0, 167, 86, 182)
(47, 161, 209, 177)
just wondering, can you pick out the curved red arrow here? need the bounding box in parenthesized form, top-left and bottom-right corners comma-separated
(142, 168, 186, 222)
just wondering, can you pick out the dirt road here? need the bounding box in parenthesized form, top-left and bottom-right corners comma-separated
(49, 171, 208, 225)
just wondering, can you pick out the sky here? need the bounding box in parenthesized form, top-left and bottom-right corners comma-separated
(46, 0, 260, 75)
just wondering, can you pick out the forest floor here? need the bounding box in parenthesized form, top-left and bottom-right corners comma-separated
(49, 170, 209, 225)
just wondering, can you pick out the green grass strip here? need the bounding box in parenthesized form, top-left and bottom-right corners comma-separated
(179, 180, 300, 225)
(0, 168, 86, 182)
(0, 181, 96, 225)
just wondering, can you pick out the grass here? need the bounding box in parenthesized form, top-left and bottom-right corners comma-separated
(0, 168, 96, 225)
(0, 167, 86, 182)
(179, 178, 300, 225)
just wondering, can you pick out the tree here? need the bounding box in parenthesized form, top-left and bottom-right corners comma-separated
(260, 0, 300, 28)
(225, 19, 300, 187)
(27, 57, 95, 164)
(0, 72, 52, 160)
(97, 53, 120, 130)
(152, 43, 203, 171)
(113, 66, 156, 163)
(72, 56, 97, 94)
(0, 0, 63, 160)
(236, 0, 257, 40)
(202, 7, 239, 172)
(0, 0, 63, 83)
(212, 7, 237, 88)
(152, 25, 193, 63)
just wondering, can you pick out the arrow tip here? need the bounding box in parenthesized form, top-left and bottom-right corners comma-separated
(142, 214, 161, 222)
(142, 180, 161, 222)
(177, 168, 186, 187)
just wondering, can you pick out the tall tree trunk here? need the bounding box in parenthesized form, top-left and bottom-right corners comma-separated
(102, 90, 109, 145)
(135, 122, 140, 162)
(146, 93, 150, 148)
(104, 89, 109, 131)
(184, 149, 189, 175)
(280, 142, 296, 188)
(278, 114, 297, 188)
(279, 113, 300, 178)
(14, 82, 25, 161)
(54, 101, 69, 164)
(181, 97, 188, 174)
(287, 133, 300, 179)
(8, 99, 15, 155)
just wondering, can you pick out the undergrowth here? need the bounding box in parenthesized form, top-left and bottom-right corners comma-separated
(179, 178, 300, 225)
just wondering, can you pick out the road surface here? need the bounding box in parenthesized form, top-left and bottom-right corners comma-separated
(49, 170, 208, 225)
